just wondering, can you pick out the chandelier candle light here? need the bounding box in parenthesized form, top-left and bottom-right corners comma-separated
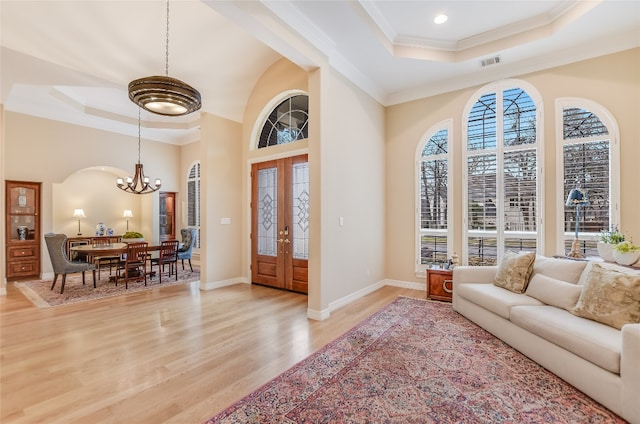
(73, 209, 86, 235)
(128, 0, 201, 116)
(116, 108, 162, 194)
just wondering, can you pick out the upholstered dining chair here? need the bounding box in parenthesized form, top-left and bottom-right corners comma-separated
(44, 233, 97, 294)
(115, 242, 148, 289)
(150, 240, 179, 283)
(177, 228, 197, 271)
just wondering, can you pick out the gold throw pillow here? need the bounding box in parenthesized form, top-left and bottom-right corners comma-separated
(570, 264, 640, 330)
(493, 251, 536, 293)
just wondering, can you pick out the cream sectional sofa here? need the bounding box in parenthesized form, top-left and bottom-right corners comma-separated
(452, 255, 640, 424)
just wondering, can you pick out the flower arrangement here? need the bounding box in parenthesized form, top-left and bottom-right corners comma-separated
(599, 226, 625, 244)
(613, 240, 639, 253)
(122, 231, 144, 239)
(612, 240, 640, 266)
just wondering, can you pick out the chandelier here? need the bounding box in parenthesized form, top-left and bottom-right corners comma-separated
(116, 108, 162, 194)
(128, 0, 201, 116)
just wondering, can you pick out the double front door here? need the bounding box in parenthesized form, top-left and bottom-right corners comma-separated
(251, 155, 309, 293)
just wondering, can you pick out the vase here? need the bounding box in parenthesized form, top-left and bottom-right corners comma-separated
(16, 226, 28, 240)
(597, 242, 616, 262)
(95, 222, 106, 236)
(613, 249, 640, 267)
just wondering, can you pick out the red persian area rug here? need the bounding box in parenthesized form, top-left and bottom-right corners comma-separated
(14, 267, 199, 308)
(205, 296, 624, 424)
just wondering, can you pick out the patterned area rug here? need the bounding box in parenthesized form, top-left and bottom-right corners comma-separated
(14, 267, 199, 308)
(205, 297, 624, 423)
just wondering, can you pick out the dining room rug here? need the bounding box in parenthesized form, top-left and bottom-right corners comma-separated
(14, 267, 199, 308)
(205, 296, 623, 424)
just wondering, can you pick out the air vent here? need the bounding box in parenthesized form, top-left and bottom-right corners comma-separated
(480, 56, 502, 67)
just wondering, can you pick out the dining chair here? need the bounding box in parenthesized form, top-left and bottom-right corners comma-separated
(44, 233, 97, 294)
(92, 236, 122, 279)
(115, 242, 148, 289)
(67, 238, 91, 263)
(150, 240, 179, 283)
(177, 228, 197, 271)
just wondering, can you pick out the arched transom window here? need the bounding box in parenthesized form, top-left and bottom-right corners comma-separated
(258, 94, 309, 149)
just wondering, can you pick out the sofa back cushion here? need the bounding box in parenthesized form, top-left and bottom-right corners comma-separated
(570, 263, 640, 330)
(493, 251, 536, 293)
(532, 256, 587, 284)
(525, 273, 583, 310)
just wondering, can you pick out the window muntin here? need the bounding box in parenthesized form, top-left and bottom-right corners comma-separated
(417, 125, 451, 270)
(186, 162, 201, 249)
(464, 84, 540, 266)
(560, 105, 617, 257)
(258, 95, 309, 148)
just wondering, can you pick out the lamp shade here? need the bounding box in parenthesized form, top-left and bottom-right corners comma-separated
(565, 188, 589, 207)
(73, 209, 86, 218)
(123, 209, 134, 218)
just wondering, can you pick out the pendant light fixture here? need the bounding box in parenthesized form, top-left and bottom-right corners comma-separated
(116, 108, 162, 194)
(128, 0, 201, 116)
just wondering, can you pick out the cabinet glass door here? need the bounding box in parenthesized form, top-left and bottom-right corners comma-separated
(9, 185, 37, 241)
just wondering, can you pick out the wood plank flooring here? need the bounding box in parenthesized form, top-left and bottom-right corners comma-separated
(0, 281, 423, 423)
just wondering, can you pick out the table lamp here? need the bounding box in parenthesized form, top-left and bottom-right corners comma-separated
(565, 187, 590, 258)
(73, 209, 86, 235)
(123, 209, 133, 231)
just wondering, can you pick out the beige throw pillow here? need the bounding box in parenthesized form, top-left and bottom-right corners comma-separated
(525, 273, 583, 310)
(570, 264, 640, 330)
(493, 251, 536, 293)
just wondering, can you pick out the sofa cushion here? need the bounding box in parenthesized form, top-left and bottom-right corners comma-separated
(571, 264, 640, 330)
(511, 305, 621, 374)
(456, 283, 543, 319)
(525, 273, 583, 310)
(532, 255, 588, 284)
(493, 251, 536, 293)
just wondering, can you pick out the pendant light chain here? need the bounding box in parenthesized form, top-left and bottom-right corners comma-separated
(137, 107, 142, 165)
(165, 0, 170, 77)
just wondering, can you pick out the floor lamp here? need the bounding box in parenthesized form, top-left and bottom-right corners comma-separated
(566, 187, 589, 258)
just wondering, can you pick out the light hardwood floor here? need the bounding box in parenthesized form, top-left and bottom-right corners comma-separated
(1, 280, 423, 423)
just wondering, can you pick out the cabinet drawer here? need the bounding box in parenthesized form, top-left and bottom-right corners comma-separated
(426, 270, 453, 302)
(8, 245, 38, 260)
(8, 260, 39, 278)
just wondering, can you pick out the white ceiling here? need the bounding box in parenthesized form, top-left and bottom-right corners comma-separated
(1, 0, 639, 145)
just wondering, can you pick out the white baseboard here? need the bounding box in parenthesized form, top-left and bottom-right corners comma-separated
(199, 277, 249, 290)
(306, 279, 424, 321)
(383, 279, 424, 291)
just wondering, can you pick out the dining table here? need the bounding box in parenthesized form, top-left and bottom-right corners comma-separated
(69, 242, 165, 256)
(70, 242, 164, 281)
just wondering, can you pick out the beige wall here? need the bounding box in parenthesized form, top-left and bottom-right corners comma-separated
(52, 169, 147, 239)
(199, 113, 243, 287)
(4, 112, 182, 276)
(386, 48, 640, 284)
(316, 68, 386, 311)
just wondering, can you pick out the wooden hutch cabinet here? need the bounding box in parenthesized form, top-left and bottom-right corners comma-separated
(5, 180, 41, 280)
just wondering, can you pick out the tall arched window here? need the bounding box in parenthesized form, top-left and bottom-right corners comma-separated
(556, 99, 619, 256)
(258, 94, 309, 148)
(186, 161, 201, 249)
(416, 121, 452, 272)
(463, 81, 542, 265)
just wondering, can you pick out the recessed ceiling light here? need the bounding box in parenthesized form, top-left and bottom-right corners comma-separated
(434, 14, 448, 24)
